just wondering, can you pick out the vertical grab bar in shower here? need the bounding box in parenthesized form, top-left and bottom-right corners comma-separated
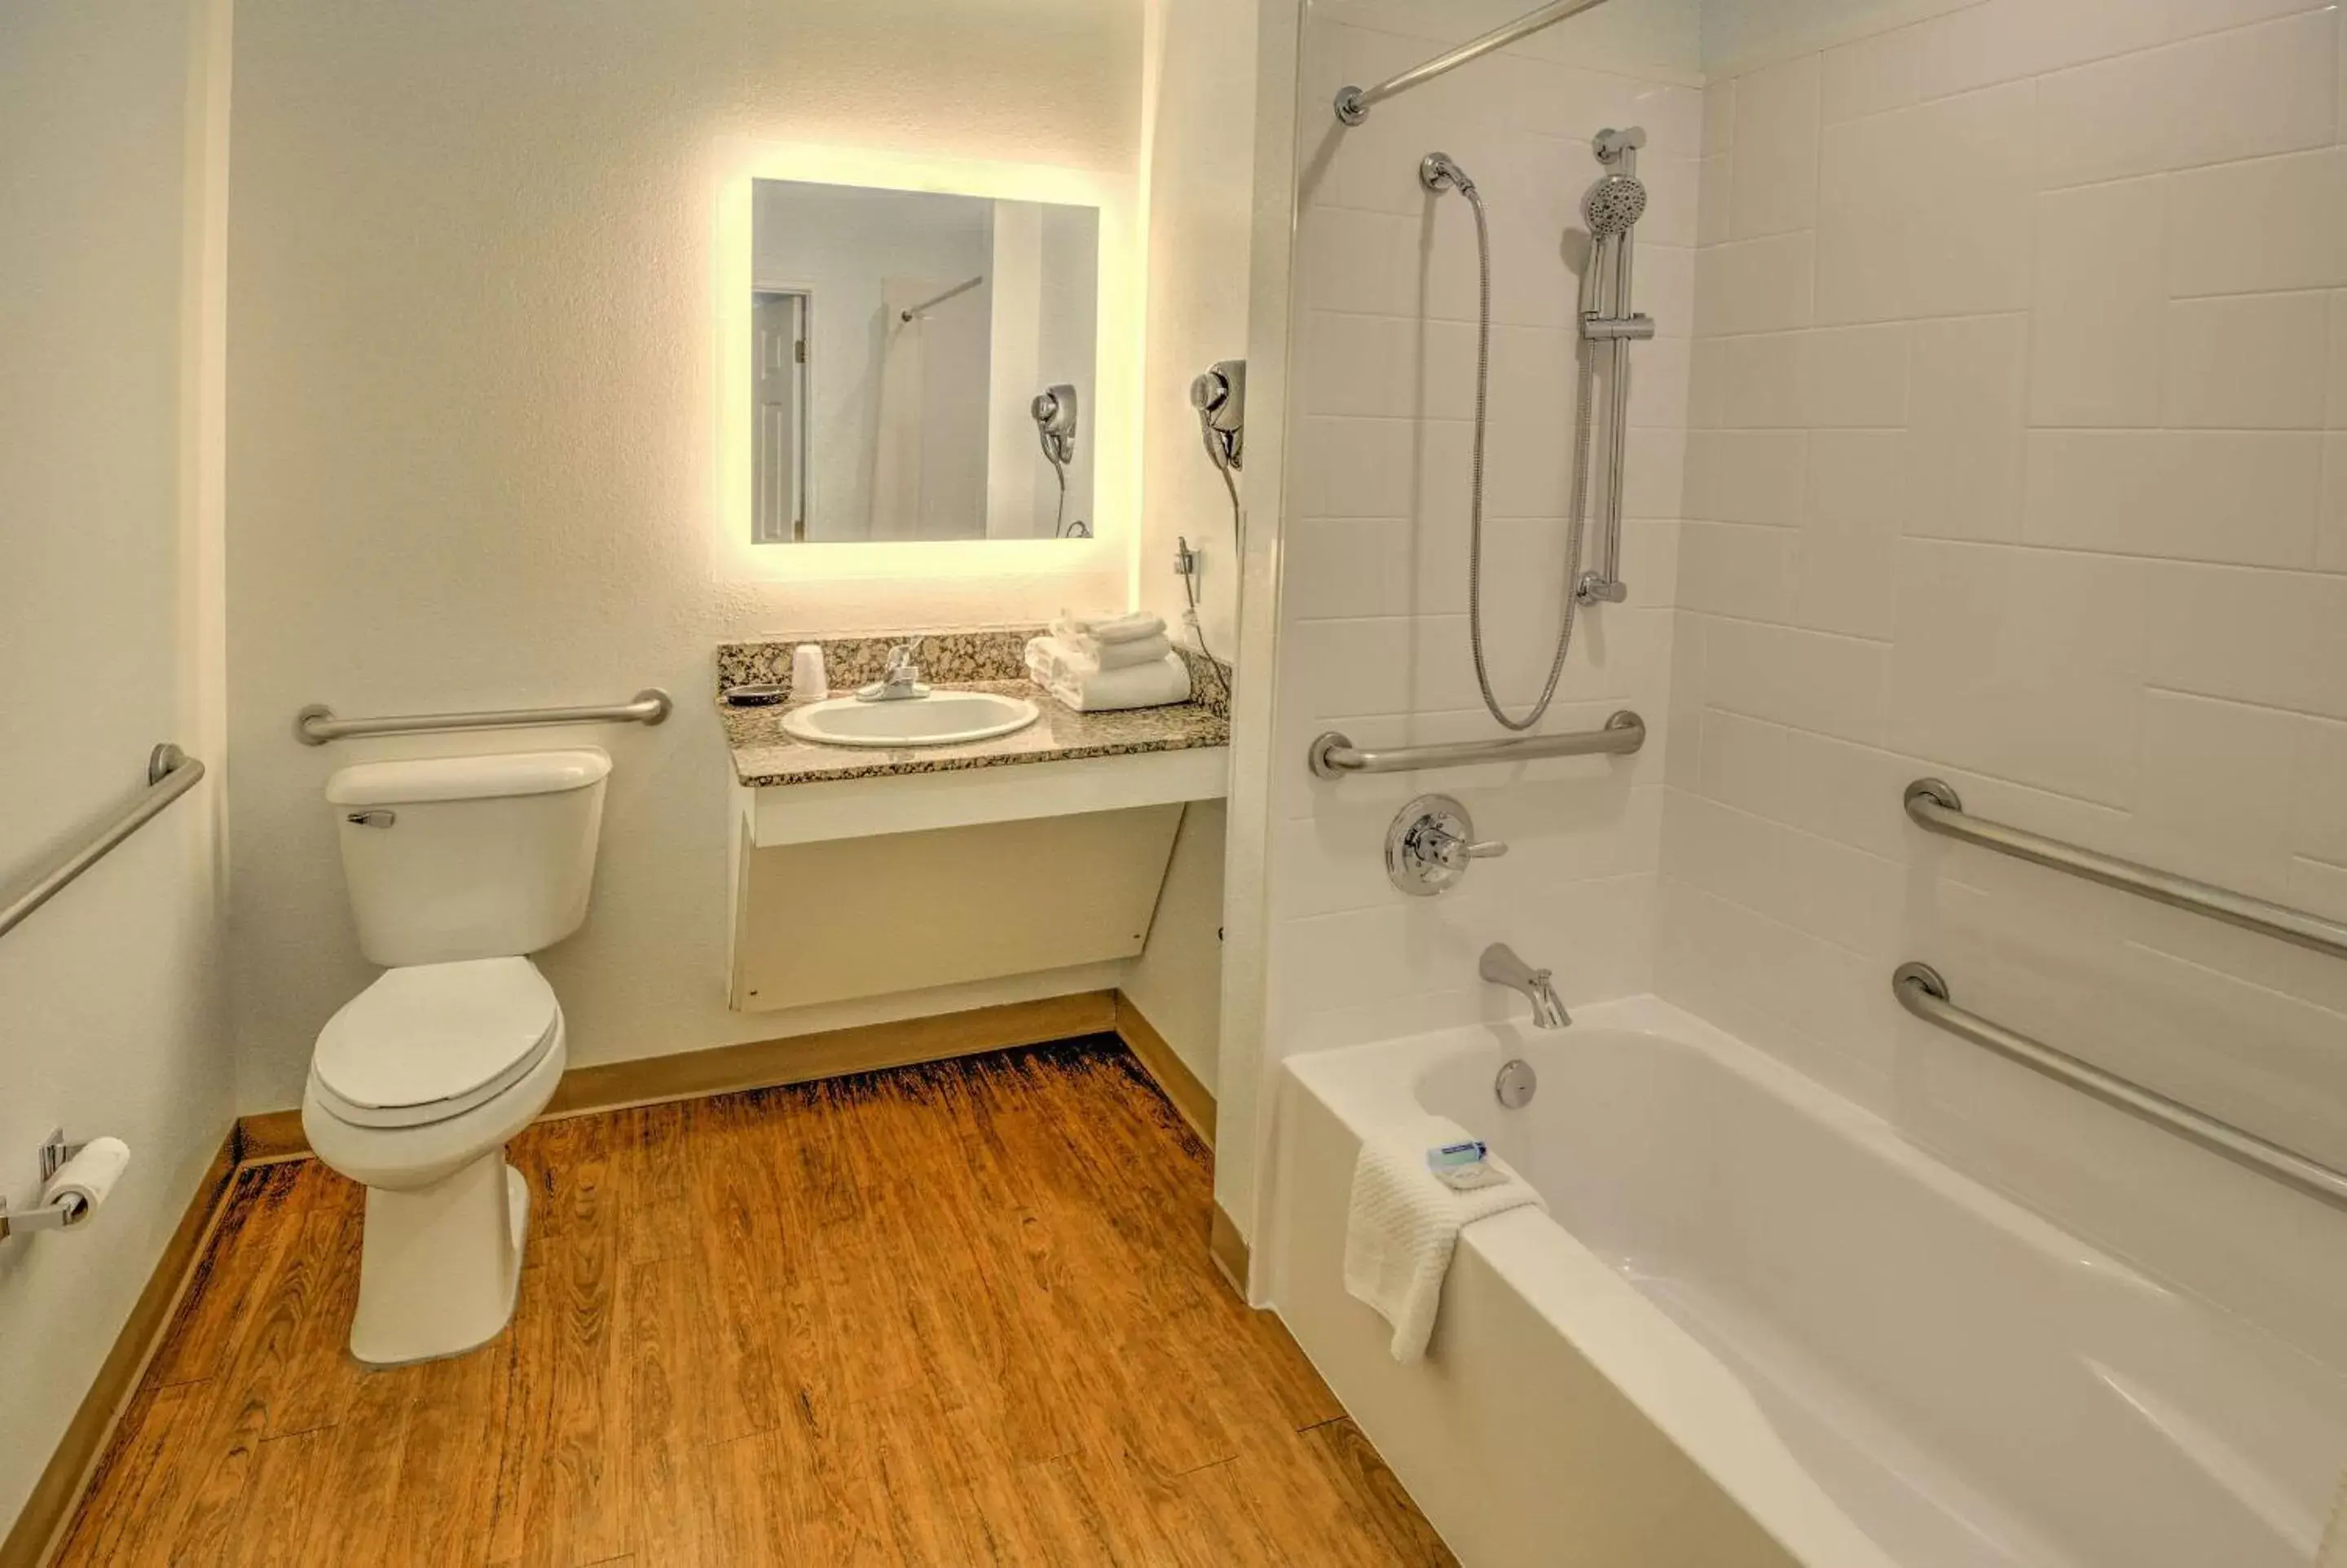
(1574, 128, 1652, 608)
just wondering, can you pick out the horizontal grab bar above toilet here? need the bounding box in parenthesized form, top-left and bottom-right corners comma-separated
(1892, 962, 2347, 1213)
(1310, 710, 1644, 778)
(295, 689, 672, 746)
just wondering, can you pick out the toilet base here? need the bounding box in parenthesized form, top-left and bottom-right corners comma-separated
(349, 1151, 531, 1367)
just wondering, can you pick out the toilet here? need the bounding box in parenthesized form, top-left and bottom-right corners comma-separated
(302, 747, 610, 1366)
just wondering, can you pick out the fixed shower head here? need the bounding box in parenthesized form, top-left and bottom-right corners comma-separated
(1583, 171, 1647, 237)
(1420, 152, 1477, 197)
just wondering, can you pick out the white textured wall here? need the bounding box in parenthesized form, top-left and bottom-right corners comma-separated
(1664, 0, 2347, 1367)
(1138, 0, 1262, 656)
(1225, 2, 1703, 1245)
(1122, 801, 1231, 1092)
(0, 0, 234, 1539)
(226, 0, 1146, 1112)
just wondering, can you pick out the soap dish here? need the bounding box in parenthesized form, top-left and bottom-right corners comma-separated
(724, 683, 789, 707)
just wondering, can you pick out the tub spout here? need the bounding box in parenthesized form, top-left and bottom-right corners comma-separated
(1481, 944, 1570, 1028)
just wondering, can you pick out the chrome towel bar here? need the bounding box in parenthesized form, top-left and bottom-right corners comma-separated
(1310, 710, 1644, 778)
(1893, 962, 2347, 1213)
(296, 689, 672, 746)
(1906, 777, 2347, 962)
(1333, 0, 1614, 124)
(1, 745, 205, 941)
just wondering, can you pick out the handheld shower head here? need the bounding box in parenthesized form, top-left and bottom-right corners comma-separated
(1420, 152, 1477, 197)
(1583, 171, 1647, 237)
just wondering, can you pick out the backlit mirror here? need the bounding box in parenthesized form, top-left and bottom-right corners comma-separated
(750, 178, 1099, 544)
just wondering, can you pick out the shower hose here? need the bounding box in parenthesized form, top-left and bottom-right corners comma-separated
(1455, 179, 1598, 733)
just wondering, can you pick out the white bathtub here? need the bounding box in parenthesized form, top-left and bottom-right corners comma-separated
(1269, 996, 2347, 1568)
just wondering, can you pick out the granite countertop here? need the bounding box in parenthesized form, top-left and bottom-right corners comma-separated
(722, 679, 1229, 787)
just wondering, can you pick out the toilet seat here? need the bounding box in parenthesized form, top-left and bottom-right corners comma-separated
(311, 958, 561, 1130)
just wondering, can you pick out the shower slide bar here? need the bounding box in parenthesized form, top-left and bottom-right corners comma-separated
(1309, 709, 1644, 778)
(295, 690, 672, 746)
(0, 745, 206, 942)
(900, 275, 984, 322)
(1893, 962, 2347, 1213)
(1334, 0, 1615, 124)
(1906, 777, 2347, 962)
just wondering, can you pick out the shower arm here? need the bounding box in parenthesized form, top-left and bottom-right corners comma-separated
(1334, 0, 1616, 125)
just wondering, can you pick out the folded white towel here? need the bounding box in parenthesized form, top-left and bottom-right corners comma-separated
(1053, 610, 1165, 645)
(1342, 1116, 1546, 1364)
(1047, 652, 1191, 712)
(1024, 634, 1173, 693)
(1061, 632, 1173, 672)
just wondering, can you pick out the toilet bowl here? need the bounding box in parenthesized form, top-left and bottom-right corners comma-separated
(302, 957, 569, 1365)
(309, 747, 610, 1366)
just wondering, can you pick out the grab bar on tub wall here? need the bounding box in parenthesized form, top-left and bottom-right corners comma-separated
(1905, 777, 2347, 962)
(1310, 710, 1645, 779)
(0, 745, 206, 941)
(1892, 962, 2347, 1213)
(295, 689, 672, 746)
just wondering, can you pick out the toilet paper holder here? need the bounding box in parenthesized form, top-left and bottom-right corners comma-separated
(0, 1129, 97, 1240)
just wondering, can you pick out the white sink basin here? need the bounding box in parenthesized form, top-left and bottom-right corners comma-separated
(780, 690, 1041, 748)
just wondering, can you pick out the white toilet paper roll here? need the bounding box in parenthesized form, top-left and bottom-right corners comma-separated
(43, 1136, 130, 1219)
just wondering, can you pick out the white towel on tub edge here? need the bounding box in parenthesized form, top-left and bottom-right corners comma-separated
(1343, 1114, 1547, 1365)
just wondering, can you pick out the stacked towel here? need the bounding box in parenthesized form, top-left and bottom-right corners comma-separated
(1343, 1115, 1546, 1364)
(1024, 623, 1191, 711)
(1053, 609, 1165, 644)
(1061, 632, 1172, 672)
(1052, 652, 1191, 712)
(1047, 611, 1173, 672)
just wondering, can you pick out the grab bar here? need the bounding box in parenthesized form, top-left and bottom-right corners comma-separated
(1310, 710, 1644, 778)
(1, 745, 206, 941)
(1906, 778, 2347, 962)
(295, 689, 672, 746)
(1893, 962, 2347, 1213)
(1333, 0, 1613, 124)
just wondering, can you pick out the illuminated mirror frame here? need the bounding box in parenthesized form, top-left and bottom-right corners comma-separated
(714, 139, 1135, 584)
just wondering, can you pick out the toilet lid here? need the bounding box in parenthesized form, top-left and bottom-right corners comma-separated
(315, 958, 559, 1119)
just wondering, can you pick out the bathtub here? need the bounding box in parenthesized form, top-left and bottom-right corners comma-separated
(1269, 996, 2347, 1568)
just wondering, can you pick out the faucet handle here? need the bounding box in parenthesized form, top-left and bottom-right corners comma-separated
(1429, 826, 1508, 865)
(1388, 794, 1502, 895)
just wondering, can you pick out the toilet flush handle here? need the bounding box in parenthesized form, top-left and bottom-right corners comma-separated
(346, 810, 396, 828)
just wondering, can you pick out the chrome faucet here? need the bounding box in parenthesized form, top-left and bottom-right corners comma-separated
(856, 642, 931, 703)
(1480, 943, 1570, 1029)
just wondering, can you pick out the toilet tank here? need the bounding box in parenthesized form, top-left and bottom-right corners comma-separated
(325, 748, 611, 967)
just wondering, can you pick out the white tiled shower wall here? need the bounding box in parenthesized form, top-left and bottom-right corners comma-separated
(1262, 7, 1702, 1078)
(1663, 0, 2347, 1363)
(1249, 0, 2345, 1358)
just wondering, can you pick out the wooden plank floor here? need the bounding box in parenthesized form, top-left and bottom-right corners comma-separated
(55, 1037, 1456, 1566)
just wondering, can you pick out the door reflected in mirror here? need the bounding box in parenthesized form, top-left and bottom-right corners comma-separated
(751, 178, 1099, 544)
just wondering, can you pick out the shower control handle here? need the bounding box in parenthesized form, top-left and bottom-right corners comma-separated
(1427, 826, 1507, 865)
(1387, 795, 1504, 896)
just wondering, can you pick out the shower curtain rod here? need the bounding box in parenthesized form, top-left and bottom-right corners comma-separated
(1335, 0, 1615, 124)
(900, 274, 984, 322)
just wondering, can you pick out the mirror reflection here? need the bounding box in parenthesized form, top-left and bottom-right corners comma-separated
(750, 178, 1099, 544)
